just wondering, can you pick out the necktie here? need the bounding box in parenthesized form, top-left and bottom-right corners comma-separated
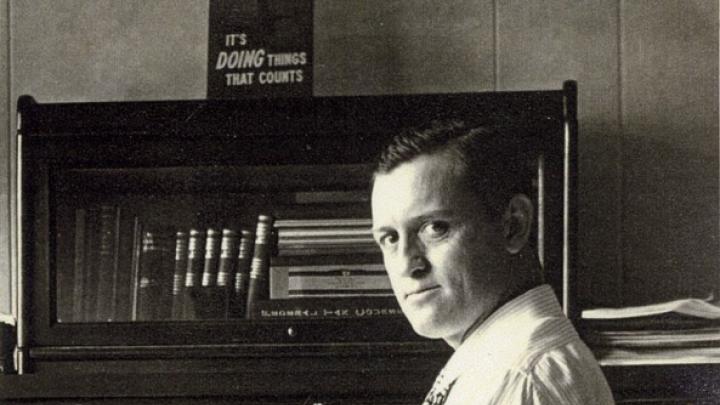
(422, 372, 456, 405)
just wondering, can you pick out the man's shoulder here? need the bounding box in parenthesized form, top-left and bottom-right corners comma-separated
(514, 328, 614, 404)
(532, 341, 614, 403)
(514, 316, 581, 372)
(453, 334, 613, 404)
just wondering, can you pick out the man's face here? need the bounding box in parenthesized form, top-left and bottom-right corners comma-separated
(371, 151, 511, 347)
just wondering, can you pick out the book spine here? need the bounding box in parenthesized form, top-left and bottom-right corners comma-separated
(201, 228, 221, 288)
(216, 229, 238, 319)
(156, 231, 175, 321)
(129, 218, 143, 321)
(274, 218, 372, 228)
(137, 231, 160, 321)
(82, 208, 100, 322)
(137, 230, 173, 321)
(277, 236, 375, 245)
(278, 227, 372, 238)
(111, 207, 122, 319)
(245, 215, 274, 319)
(95, 205, 119, 322)
(228, 228, 254, 318)
(182, 229, 205, 320)
(170, 231, 188, 320)
(197, 228, 221, 319)
(112, 209, 136, 322)
(216, 229, 238, 289)
(275, 245, 379, 257)
(251, 297, 403, 320)
(71, 208, 86, 322)
(270, 263, 391, 299)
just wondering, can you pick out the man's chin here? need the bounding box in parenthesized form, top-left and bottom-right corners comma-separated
(407, 317, 449, 340)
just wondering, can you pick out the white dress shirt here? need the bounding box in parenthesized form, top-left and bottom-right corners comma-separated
(424, 285, 614, 404)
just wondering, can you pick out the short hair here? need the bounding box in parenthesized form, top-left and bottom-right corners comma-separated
(373, 120, 535, 221)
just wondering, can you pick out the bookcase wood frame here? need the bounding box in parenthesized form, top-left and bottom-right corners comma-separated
(16, 83, 578, 372)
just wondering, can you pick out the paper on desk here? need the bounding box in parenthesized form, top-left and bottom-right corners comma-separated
(0, 314, 14, 325)
(582, 297, 720, 320)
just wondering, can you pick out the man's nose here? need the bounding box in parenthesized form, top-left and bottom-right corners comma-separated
(397, 235, 428, 278)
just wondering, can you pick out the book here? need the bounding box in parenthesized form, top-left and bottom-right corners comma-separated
(277, 227, 372, 239)
(583, 326, 720, 348)
(196, 228, 223, 319)
(113, 211, 139, 322)
(216, 229, 239, 290)
(216, 229, 239, 318)
(228, 228, 254, 319)
(155, 231, 175, 320)
(275, 244, 379, 257)
(95, 205, 120, 322)
(81, 207, 100, 322)
(71, 208, 87, 322)
(582, 297, 720, 320)
(136, 230, 173, 321)
(200, 228, 221, 289)
(274, 218, 372, 228)
(250, 296, 403, 320)
(129, 218, 143, 321)
(245, 214, 275, 319)
(594, 345, 720, 366)
(581, 297, 720, 350)
(136, 231, 158, 321)
(292, 190, 369, 204)
(273, 218, 377, 257)
(182, 229, 205, 320)
(277, 236, 375, 246)
(170, 231, 189, 320)
(270, 263, 391, 299)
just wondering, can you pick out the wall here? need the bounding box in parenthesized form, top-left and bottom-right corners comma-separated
(1, 0, 718, 315)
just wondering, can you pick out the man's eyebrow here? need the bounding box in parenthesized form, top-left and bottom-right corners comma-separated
(413, 209, 456, 223)
(371, 210, 456, 234)
(371, 225, 394, 234)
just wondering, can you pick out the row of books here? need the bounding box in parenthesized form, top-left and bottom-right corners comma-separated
(271, 217, 390, 299)
(259, 217, 398, 320)
(67, 206, 400, 322)
(134, 214, 275, 321)
(274, 217, 378, 256)
(70, 205, 125, 322)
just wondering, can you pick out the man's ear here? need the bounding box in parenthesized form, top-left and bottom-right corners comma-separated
(502, 194, 534, 254)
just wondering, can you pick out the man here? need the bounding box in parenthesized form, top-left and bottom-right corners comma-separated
(371, 121, 614, 404)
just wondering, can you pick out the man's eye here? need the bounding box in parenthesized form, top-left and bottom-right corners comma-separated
(378, 232, 398, 247)
(420, 221, 450, 240)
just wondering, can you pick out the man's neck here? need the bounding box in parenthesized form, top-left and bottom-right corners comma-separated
(454, 278, 544, 349)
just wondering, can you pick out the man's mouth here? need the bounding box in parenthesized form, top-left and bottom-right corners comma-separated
(405, 285, 440, 300)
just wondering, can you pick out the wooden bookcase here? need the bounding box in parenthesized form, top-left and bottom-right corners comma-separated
(3, 83, 718, 404)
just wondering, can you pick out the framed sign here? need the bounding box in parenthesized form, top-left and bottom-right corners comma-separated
(207, 0, 313, 99)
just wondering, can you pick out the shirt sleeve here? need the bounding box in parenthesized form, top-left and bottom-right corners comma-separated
(514, 342, 615, 404)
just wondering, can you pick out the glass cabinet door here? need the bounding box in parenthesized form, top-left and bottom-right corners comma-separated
(51, 163, 384, 325)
